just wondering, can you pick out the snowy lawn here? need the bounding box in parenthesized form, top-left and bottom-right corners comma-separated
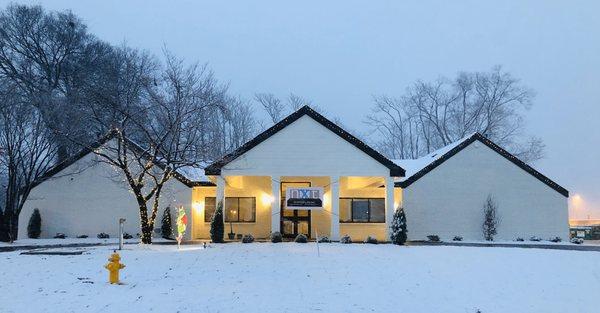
(1, 243, 599, 313)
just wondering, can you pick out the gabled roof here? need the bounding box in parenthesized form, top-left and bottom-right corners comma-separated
(204, 105, 405, 177)
(31, 131, 215, 189)
(393, 133, 569, 197)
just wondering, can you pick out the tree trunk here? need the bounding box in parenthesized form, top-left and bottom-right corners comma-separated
(9, 213, 19, 242)
(0, 210, 9, 242)
(137, 198, 153, 244)
(0, 208, 17, 243)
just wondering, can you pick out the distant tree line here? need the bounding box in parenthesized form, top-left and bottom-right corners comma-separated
(0, 4, 543, 242)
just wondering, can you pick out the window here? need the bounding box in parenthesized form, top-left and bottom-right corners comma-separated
(339, 198, 385, 223)
(204, 197, 256, 223)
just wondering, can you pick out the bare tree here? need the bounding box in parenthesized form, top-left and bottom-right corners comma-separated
(223, 97, 257, 151)
(287, 93, 311, 111)
(254, 93, 285, 124)
(254, 92, 327, 126)
(365, 96, 422, 159)
(482, 195, 499, 241)
(74, 52, 226, 244)
(0, 4, 253, 242)
(0, 82, 58, 242)
(367, 66, 543, 163)
(0, 4, 101, 160)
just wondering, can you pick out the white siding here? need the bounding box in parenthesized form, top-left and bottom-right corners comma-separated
(403, 141, 569, 241)
(18, 153, 192, 240)
(221, 115, 391, 177)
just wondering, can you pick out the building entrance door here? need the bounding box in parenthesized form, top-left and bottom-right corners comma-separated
(280, 182, 311, 238)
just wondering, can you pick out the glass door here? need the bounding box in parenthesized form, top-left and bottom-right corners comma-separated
(281, 182, 311, 238)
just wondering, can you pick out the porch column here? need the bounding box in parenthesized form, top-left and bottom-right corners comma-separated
(330, 176, 340, 241)
(216, 176, 226, 224)
(270, 177, 281, 234)
(384, 176, 395, 241)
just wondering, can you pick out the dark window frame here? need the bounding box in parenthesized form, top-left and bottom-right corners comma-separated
(339, 197, 386, 223)
(204, 197, 256, 223)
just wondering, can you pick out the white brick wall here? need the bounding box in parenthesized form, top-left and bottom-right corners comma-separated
(18, 152, 192, 240)
(402, 141, 569, 241)
(221, 115, 391, 177)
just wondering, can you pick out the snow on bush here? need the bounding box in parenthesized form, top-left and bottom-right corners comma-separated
(570, 237, 584, 244)
(549, 237, 562, 243)
(529, 236, 542, 242)
(515, 237, 525, 242)
(340, 234, 352, 244)
(390, 207, 407, 245)
(123, 233, 133, 239)
(76, 235, 88, 238)
(270, 231, 282, 243)
(242, 234, 254, 243)
(53, 233, 66, 239)
(294, 234, 308, 243)
(97, 232, 109, 239)
(427, 235, 440, 242)
(452, 236, 463, 241)
(482, 195, 499, 241)
(317, 236, 330, 243)
(364, 236, 378, 244)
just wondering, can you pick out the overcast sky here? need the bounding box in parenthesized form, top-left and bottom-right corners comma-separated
(4, 0, 600, 219)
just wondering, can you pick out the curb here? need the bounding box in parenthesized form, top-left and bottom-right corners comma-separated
(407, 241, 600, 252)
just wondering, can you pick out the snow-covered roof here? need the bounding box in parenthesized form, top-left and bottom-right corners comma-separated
(391, 132, 568, 197)
(393, 133, 477, 183)
(175, 162, 212, 185)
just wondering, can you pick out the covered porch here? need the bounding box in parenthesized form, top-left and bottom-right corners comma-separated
(191, 175, 400, 242)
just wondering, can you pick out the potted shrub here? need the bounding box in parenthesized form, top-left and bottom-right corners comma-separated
(227, 221, 235, 240)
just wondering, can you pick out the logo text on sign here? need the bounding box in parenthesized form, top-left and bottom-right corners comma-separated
(285, 187, 324, 210)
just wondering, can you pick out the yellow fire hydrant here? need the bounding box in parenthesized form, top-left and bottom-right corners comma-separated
(104, 251, 125, 284)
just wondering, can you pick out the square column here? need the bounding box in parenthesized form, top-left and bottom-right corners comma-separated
(216, 176, 226, 223)
(384, 176, 395, 241)
(271, 177, 281, 233)
(330, 177, 340, 241)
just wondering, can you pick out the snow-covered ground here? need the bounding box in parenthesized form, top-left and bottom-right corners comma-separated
(1, 243, 599, 313)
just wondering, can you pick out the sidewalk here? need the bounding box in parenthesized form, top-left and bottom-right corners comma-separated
(409, 240, 600, 252)
(0, 238, 175, 253)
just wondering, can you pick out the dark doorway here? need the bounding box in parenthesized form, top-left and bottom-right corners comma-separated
(280, 182, 311, 238)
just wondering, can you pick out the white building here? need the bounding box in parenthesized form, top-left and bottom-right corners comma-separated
(18, 106, 569, 242)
